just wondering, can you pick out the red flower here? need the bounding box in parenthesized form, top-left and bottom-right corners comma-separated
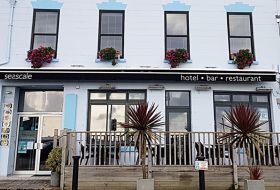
(27, 46, 55, 68)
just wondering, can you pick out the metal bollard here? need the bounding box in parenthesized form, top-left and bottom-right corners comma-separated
(195, 156, 206, 190)
(72, 156, 80, 190)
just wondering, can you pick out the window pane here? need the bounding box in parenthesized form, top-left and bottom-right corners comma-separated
(168, 112, 188, 131)
(100, 36, 122, 52)
(35, 12, 58, 34)
(230, 38, 251, 54)
(90, 93, 106, 100)
(101, 13, 123, 34)
(19, 91, 63, 112)
(109, 93, 126, 100)
(166, 91, 189, 107)
(229, 15, 251, 36)
(167, 37, 188, 51)
(33, 35, 57, 50)
(214, 95, 230, 102)
(110, 105, 125, 132)
(252, 95, 268, 103)
(232, 95, 249, 102)
(166, 14, 187, 35)
(90, 105, 107, 131)
(215, 107, 231, 132)
(129, 93, 145, 100)
(255, 107, 270, 132)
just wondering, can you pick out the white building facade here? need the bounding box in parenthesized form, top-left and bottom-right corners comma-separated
(0, 0, 279, 176)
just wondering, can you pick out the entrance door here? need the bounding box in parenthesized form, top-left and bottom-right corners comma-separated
(15, 115, 62, 174)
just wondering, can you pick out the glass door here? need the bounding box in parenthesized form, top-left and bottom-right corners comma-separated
(38, 116, 62, 172)
(15, 115, 62, 174)
(15, 116, 39, 172)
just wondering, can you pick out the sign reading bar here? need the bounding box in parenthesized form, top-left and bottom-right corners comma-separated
(0, 70, 276, 82)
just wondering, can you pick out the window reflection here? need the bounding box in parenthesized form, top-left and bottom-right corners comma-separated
(167, 14, 187, 35)
(90, 105, 107, 131)
(19, 91, 63, 112)
(166, 91, 189, 106)
(168, 112, 188, 132)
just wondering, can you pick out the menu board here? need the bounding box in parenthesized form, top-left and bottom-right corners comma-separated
(0, 103, 13, 146)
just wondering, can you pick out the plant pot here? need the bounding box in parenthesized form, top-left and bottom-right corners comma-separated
(244, 179, 265, 190)
(50, 171, 60, 187)
(137, 178, 154, 190)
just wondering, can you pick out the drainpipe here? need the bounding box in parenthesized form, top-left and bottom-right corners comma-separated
(0, 0, 17, 66)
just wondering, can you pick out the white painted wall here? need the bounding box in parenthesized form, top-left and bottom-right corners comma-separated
(0, 0, 279, 69)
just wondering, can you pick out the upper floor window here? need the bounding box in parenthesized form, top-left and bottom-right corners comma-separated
(31, 9, 60, 56)
(227, 13, 254, 59)
(164, 12, 189, 53)
(98, 10, 125, 58)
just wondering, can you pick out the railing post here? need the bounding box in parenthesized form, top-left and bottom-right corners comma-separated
(60, 129, 68, 190)
(232, 146, 238, 190)
(53, 129, 58, 148)
(148, 148, 152, 178)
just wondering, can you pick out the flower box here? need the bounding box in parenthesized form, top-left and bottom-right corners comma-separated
(98, 47, 121, 66)
(165, 48, 190, 68)
(231, 49, 254, 69)
(26, 46, 56, 68)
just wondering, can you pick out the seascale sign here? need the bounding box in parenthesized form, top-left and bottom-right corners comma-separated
(0, 69, 276, 82)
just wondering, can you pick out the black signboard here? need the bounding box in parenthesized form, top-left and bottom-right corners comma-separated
(0, 69, 276, 82)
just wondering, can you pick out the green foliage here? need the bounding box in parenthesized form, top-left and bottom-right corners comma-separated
(45, 147, 62, 173)
(98, 47, 120, 65)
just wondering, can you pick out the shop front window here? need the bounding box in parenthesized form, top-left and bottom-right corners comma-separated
(214, 92, 272, 132)
(88, 91, 146, 132)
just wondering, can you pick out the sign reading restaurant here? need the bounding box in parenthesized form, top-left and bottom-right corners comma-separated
(0, 69, 276, 82)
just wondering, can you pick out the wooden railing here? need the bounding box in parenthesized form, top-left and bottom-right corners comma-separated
(60, 131, 280, 167)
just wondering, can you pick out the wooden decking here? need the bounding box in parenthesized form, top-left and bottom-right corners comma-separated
(63, 165, 280, 190)
(57, 130, 280, 190)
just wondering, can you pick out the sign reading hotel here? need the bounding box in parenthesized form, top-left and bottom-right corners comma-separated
(0, 103, 13, 146)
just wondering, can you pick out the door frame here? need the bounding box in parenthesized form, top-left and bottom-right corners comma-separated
(14, 113, 62, 175)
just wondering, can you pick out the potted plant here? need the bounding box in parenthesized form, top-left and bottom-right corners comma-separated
(231, 49, 254, 69)
(166, 48, 189, 68)
(119, 102, 164, 190)
(45, 147, 62, 187)
(219, 104, 269, 189)
(245, 165, 265, 190)
(98, 47, 121, 66)
(27, 46, 55, 68)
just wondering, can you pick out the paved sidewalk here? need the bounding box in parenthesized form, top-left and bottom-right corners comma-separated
(0, 175, 59, 190)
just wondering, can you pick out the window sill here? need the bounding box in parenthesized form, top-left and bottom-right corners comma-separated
(164, 59, 192, 64)
(26, 58, 59, 63)
(228, 60, 258, 65)
(95, 58, 126, 63)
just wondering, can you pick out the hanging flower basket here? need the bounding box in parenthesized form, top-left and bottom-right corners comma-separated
(98, 47, 121, 66)
(166, 48, 189, 68)
(231, 49, 254, 69)
(27, 46, 55, 68)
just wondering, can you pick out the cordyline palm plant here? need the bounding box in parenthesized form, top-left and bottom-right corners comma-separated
(219, 104, 269, 165)
(119, 102, 164, 179)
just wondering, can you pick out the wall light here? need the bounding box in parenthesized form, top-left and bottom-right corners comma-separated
(195, 85, 211, 91)
(256, 86, 272, 92)
(99, 83, 115, 90)
(148, 84, 165, 90)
